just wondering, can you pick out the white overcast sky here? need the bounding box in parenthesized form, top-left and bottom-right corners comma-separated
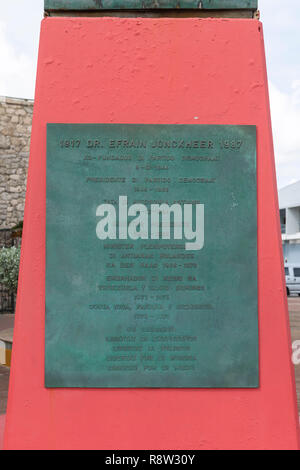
(0, 0, 299, 188)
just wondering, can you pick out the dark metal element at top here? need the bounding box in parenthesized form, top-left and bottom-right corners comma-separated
(45, 1, 258, 16)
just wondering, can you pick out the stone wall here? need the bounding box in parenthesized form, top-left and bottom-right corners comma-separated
(0, 96, 33, 229)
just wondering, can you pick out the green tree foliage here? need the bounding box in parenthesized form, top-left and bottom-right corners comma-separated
(0, 246, 21, 294)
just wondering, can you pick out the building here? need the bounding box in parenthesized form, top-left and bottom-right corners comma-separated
(0, 96, 33, 229)
(279, 180, 300, 264)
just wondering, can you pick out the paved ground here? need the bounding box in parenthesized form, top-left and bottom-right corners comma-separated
(0, 315, 14, 333)
(0, 415, 5, 450)
(0, 366, 10, 415)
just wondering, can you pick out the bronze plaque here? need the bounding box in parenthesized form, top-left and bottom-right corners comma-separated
(46, 124, 258, 388)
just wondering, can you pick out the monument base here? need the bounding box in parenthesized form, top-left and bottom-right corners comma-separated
(4, 16, 300, 449)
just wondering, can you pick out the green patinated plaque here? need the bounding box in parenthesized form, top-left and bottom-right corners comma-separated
(46, 124, 258, 388)
(44, 0, 258, 12)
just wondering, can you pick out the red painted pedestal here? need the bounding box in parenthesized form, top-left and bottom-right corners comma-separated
(4, 17, 300, 450)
